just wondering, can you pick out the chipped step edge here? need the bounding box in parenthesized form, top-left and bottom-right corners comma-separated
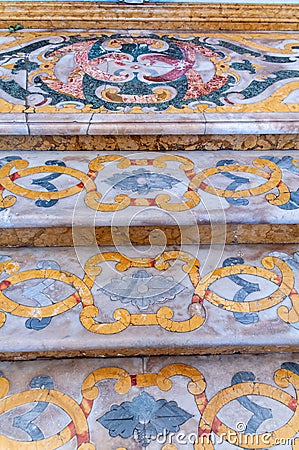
(0, 344, 299, 362)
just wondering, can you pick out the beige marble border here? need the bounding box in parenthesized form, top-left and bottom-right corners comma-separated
(0, 3, 298, 30)
(1, 113, 298, 136)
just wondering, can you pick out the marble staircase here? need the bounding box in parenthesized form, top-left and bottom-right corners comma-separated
(0, 25, 298, 449)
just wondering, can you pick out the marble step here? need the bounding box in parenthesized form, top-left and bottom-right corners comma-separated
(0, 150, 299, 246)
(0, 243, 299, 358)
(0, 352, 299, 449)
(0, 29, 298, 143)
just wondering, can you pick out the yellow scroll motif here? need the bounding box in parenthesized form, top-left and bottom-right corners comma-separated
(191, 158, 290, 206)
(0, 251, 299, 334)
(195, 256, 299, 322)
(81, 250, 204, 334)
(195, 365, 299, 450)
(1, 362, 299, 449)
(196, 256, 294, 312)
(0, 154, 202, 212)
(80, 362, 299, 450)
(0, 267, 93, 327)
(0, 155, 293, 213)
(0, 374, 95, 449)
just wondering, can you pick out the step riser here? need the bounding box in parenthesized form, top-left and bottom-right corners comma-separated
(2, 3, 299, 30)
(0, 134, 298, 152)
(2, 224, 299, 247)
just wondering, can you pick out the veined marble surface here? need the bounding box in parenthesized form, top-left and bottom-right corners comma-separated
(0, 244, 299, 356)
(1, 0, 297, 2)
(0, 30, 298, 135)
(0, 151, 299, 228)
(0, 353, 299, 448)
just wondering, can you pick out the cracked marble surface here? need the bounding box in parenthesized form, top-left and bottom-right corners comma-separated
(0, 353, 299, 448)
(0, 244, 299, 356)
(0, 31, 298, 135)
(0, 151, 299, 229)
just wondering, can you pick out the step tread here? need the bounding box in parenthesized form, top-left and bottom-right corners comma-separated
(0, 151, 298, 233)
(0, 243, 298, 357)
(0, 353, 299, 449)
(0, 30, 298, 135)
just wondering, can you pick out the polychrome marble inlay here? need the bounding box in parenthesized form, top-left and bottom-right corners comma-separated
(0, 31, 298, 115)
(1, 151, 299, 229)
(1, 354, 299, 448)
(0, 244, 299, 358)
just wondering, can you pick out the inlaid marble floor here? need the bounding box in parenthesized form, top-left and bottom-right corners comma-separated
(0, 150, 299, 229)
(0, 353, 299, 449)
(0, 30, 298, 134)
(0, 244, 299, 356)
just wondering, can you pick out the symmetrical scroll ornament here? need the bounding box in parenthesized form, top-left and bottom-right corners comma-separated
(0, 249, 299, 334)
(1, 362, 299, 449)
(0, 155, 298, 212)
(0, 32, 299, 113)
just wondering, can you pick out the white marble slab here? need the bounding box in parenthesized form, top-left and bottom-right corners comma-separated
(0, 30, 298, 135)
(0, 353, 299, 449)
(0, 150, 299, 229)
(0, 244, 298, 356)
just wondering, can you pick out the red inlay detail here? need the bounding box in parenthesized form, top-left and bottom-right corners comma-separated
(77, 182, 85, 189)
(195, 392, 206, 400)
(72, 292, 81, 304)
(199, 427, 210, 437)
(212, 416, 222, 433)
(195, 392, 208, 413)
(77, 430, 90, 446)
(224, 97, 234, 105)
(34, 98, 48, 107)
(0, 280, 11, 290)
(9, 172, 20, 181)
(273, 274, 282, 284)
(199, 182, 208, 190)
(192, 294, 201, 303)
(80, 398, 94, 417)
(130, 375, 137, 386)
(68, 421, 76, 438)
(291, 288, 298, 295)
(147, 198, 156, 206)
(204, 290, 212, 299)
(0, 184, 4, 191)
(185, 169, 195, 176)
(288, 397, 297, 412)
